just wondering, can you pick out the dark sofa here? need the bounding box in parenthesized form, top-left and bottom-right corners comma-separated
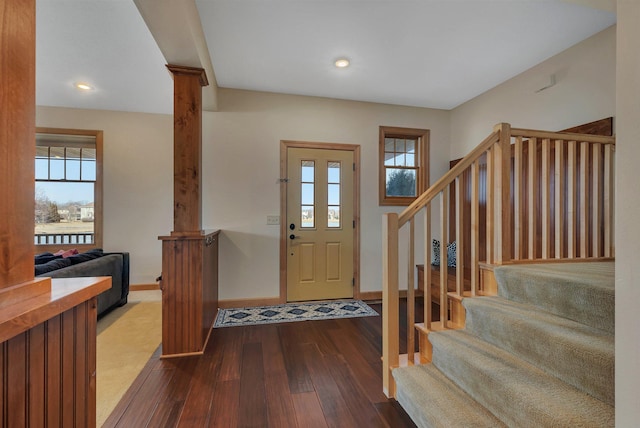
(35, 249, 130, 317)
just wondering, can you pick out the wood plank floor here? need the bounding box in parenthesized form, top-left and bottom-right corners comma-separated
(103, 301, 418, 427)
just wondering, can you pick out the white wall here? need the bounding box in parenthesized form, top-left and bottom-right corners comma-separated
(203, 89, 450, 300)
(450, 25, 616, 158)
(36, 106, 174, 284)
(615, 0, 640, 423)
(36, 95, 450, 298)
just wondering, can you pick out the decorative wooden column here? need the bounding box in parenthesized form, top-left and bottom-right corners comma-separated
(1, 0, 37, 287)
(167, 65, 208, 233)
(159, 65, 219, 358)
(0, 1, 109, 426)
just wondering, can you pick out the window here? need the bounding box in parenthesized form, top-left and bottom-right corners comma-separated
(35, 128, 103, 250)
(379, 126, 429, 206)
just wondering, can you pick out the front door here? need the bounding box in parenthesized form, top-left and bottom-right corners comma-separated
(286, 147, 354, 301)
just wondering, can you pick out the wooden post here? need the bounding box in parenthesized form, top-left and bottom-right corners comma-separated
(382, 213, 399, 398)
(0, 0, 36, 288)
(166, 65, 208, 233)
(424, 205, 432, 328)
(407, 217, 415, 364)
(160, 65, 219, 358)
(493, 123, 512, 264)
(470, 161, 479, 295)
(528, 138, 538, 259)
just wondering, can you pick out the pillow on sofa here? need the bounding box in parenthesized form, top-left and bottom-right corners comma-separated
(54, 248, 79, 258)
(35, 252, 61, 265)
(66, 248, 104, 265)
(431, 239, 457, 267)
(35, 257, 73, 276)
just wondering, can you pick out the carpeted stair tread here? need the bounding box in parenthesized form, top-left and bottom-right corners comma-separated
(463, 296, 614, 405)
(393, 364, 506, 428)
(494, 262, 614, 334)
(430, 329, 614, 427)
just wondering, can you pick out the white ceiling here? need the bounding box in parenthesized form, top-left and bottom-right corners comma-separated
(35, 0, 616, 115)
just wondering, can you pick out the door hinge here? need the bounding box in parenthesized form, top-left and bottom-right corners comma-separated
(352, 278, 355, 287)
(353, 220, 356, 228)
(353, 163, 355, 171)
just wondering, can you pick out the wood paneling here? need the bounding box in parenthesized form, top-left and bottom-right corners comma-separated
(159, 230, 219, 357)
(0, 0, 36, 289)
(1, 293, 104, 428)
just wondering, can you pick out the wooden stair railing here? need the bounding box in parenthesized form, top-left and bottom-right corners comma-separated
(382, 123, 615, 398)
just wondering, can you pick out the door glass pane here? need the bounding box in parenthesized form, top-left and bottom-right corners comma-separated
(328, 184, 340, 205)
(301, 160, 314, 182)
(301, 183, 314, 204)
(301, 160, 315, 228)
(301, 206, 314, 228)
(327, 161, 341, 228)
(327, 162, 340, 183)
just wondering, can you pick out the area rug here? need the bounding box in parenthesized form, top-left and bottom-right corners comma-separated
(214, 299, 378, 328)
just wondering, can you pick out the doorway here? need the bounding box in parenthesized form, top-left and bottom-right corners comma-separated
(280, 142, 360, 302)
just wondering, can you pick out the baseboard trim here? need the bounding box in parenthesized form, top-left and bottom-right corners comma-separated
(130, 283, 160, 291)
(218, 297, 283, 309)
(359, 290, 420, 302)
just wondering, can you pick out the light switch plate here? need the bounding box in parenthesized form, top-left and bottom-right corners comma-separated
(267, 215, 280, 225)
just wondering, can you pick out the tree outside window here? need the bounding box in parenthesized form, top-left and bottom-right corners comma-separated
(379, 126, 429, 206)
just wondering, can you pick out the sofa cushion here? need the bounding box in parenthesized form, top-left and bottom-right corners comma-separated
(35, 257, 73, 275)
(35, 252, 61, 265)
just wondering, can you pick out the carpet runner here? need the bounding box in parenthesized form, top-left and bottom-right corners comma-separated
(393, 261, 615, 427)
(214, 299, 378, 327)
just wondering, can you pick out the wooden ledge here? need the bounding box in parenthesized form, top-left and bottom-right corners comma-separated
(0, 276, 111, 343)
(159, 229, 220, 241)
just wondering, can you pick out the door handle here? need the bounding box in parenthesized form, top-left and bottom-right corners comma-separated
(289, 234, 301, 240)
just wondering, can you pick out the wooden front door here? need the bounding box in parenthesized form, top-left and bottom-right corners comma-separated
(285, 147, 355, 301)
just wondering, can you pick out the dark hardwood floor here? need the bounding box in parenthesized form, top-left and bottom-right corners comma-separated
(103, 301, 418, 427)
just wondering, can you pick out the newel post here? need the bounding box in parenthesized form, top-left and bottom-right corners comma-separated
(493, 123, 512, 264)
(382, 212, 399, 398)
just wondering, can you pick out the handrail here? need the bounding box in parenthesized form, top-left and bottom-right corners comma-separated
(398, 131, 499, 226)
(511, 128, 615, 145)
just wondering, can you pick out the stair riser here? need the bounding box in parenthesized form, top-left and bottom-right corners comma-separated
(494, 266, 614, 334)
(464, 298, 614, 405)
(430, 331, 614, 427)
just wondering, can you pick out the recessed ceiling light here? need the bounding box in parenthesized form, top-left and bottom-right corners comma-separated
(75, 82, 93, 91)
(334, 58, 350, 68)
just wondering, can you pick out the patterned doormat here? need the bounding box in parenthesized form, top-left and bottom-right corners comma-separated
(214, 299, 378, 328)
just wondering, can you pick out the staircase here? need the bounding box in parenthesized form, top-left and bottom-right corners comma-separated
(381, 123, 616, 427)
(393, 262, 614, 427)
